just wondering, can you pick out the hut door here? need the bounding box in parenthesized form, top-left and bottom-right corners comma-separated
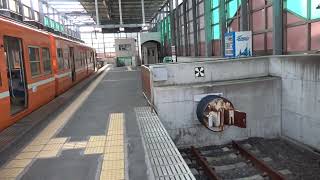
(148, 47, 157, 64)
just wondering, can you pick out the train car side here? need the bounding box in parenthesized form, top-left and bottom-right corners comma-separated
(0, 17, 55, 130)
(0, 17, 96, 131)
(52, 35, 95, 96)
(73, 45, 95, 83)
(52, 36, 74, 95)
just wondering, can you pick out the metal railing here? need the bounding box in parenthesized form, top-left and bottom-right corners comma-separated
(141, 65, 152, 102)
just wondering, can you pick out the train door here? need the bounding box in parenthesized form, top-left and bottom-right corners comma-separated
(90, 52, 96, 71)
(85, 52, 88, 74)
(69, 47, 76, 82)
(92, 52, 96, 70)
(3, 36, 28, 114)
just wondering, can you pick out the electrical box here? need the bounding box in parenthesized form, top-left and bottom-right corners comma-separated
(152, 67, 168, 81)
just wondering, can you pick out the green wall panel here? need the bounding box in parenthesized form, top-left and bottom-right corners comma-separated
(211, 0, 220, 40)
(285, 0, 320, 20)
(212, 8, 220, 23)
(286, 0, 308, 18)
(212, 24, 220, 39)
(44, 17, 49, 27)
(227, 0, 238, 18)
(212, 0, 219, 8)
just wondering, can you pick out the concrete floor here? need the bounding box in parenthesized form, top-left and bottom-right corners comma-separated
(0, 66, 149, 180)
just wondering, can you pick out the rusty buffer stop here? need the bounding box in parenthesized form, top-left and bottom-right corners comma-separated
(196, 95, 246, 132)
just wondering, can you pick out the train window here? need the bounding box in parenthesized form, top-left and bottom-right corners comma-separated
(85, 53, 88, 65)
(28, 47, 41, 77)
(81, 52, 84, 66)
(82, 53, 84, 65)
(42, 48, 52, 74)
(57, 48, 64, 70)
(63, 49, 70, 69)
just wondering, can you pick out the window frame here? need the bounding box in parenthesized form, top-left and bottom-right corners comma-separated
(41, 47, 52, 74)
(211, 0, 220, 40)
(57, 48, 64, 70)
(63, 48, 70, 69)
(28, 46, 41, 77)
(283, 0, 320, 53)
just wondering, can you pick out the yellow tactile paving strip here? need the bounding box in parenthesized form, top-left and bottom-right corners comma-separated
(0, 113, 126, 180)
(100, 113, 125, 180)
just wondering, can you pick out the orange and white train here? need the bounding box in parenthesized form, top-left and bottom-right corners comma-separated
(0, 16, 96, 131)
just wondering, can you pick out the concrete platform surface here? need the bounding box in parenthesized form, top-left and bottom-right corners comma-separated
(0, 66, 151, 180)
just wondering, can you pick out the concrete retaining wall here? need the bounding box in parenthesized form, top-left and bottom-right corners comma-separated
(270, 55, 320, 150)
(177, 56, 221, 63)
(153, 57, 270, 87)
(154, 77, 281, 147)
(148, 55, 320, 150)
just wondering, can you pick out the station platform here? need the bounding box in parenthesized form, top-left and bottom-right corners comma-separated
(0, 66, 194, 180)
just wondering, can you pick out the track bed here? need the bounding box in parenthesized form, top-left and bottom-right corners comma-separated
(179, 138, 320, 180)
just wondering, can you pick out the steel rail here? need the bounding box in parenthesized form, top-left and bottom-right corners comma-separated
(190, 146, 220, 180)
(232, 141, 286, 180)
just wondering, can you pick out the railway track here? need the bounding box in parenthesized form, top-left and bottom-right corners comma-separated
(180, 139, 297, 180)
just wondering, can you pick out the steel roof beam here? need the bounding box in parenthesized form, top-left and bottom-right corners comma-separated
(96, 23, 148, 28)
(118, 0, 123, 25)
(95, 0, 100, 25)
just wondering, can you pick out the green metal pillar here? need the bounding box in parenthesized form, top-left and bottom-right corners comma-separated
(183, 0, 188, 56)
(272, 0, 283, 55)
(204, 0, 212, 56)
(175, 0, 180, 56)
(240, 0, 249, 31)
(192, 0, 198, 56)
(219, 0, 226, 56)
(169, 0, 177, 61)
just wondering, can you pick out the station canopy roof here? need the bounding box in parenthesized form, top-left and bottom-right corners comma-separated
(49, 0, 167, 32)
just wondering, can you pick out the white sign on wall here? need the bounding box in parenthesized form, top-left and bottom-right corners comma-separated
(195, 67, 205, 77)
(224, 31, 252, 58)
(152, 67, 168, 81)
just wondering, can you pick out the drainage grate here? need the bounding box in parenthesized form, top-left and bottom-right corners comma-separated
(135, 107, 195, 180)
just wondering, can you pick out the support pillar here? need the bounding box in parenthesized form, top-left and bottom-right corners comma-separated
(169, 0, 177, 61)
(175, 0, 180, 56)
(118, 0, 123, 25)
(38, 0, 44, 24)
(204, 0, 212, 56)
(30, 0, 35, 20)
(103, 33, 106, 57)
(183, 0, 188, 56)
(95, 0, 100, 25)
(141, 0, 145, 25)
(219, 0, 226, 56)
(192, 0, 198, 56)
(17, 0, 24, 20)
(1, 0, 8, 9)
(272, 0, 283, 55)
(240, 0, 248, 31)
